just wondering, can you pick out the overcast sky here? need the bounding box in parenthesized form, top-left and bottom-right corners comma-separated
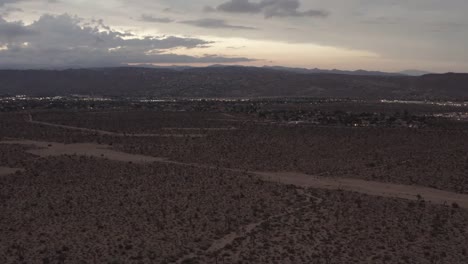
(0, 0, 467, 72)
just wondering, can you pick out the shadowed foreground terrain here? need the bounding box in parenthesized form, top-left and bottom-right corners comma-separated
(1, 100, 468, 263)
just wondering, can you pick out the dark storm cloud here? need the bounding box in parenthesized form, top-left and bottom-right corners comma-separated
(180, 18, 257, 30)
(0, 14, 254, 68)
(0, 16, 34, 39)
(140, 14, 173, 23)
(207, 0, 329, 18)
(217, 0, 263, 13)
(0, 0, 22, 6)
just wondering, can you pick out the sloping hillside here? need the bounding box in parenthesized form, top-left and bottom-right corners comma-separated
(0, 67, 466, 99)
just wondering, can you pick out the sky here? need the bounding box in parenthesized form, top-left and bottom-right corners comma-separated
(0, 0, 467, 72)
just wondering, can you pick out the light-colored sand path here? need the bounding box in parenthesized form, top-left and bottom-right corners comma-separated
(0, 167, 23, 176)
(162, 127, 237, 131)
(1, 140, 167, 164)
(2, 139, 468, 209)
(256, 172, 468, 208)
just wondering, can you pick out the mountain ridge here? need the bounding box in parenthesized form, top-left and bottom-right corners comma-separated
(0, 67, 466, 100)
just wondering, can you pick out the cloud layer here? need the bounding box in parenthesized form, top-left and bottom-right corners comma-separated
(180, 18, 256, 30)
(140, 14, 173, 23)
(207, 0, 329, 18)
(0, 14, 253, 68)
(1, 0, 468, 72)
(0, 0, 22, 6)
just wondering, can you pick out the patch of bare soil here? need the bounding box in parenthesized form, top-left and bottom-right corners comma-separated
(256, 171, 468, 209)
(0, 167, 22, 177)
(0, 140, 166, 164)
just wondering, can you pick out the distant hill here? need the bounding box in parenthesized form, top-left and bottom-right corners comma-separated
(135, 64, 428, 77)
(398, 70, 433, 76)
(263, 66, 404, 76)
(0, 67, 467, 99)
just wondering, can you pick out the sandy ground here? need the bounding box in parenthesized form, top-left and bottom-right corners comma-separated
(0, 166, 23, 176)
(1, 140, 167, 163)
(2, 139, 468, 209)
(256, 171, 468, 209)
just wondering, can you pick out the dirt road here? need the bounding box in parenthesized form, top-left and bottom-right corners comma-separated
(255, 171, 468, 208)
(1, 140, 167, 163)
(27, 114, 206, 138)
(2, 139, 467, 209)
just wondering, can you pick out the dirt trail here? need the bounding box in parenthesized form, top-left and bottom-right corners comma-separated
(162, 127, 237, 131)
(205, 192, 322, 253)
(256, 172, 468, 208)
(176, 191, 322, 263)
(0, 167, 23, 176)
(1, 140, 167, 164)
(27, 114, 205, 138)
(2, 139, 468, 209)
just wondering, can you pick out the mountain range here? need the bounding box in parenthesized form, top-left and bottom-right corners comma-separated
(0, 66, 466, 100)
(262, 66, 432, 76)
(117, 64, 432, 77)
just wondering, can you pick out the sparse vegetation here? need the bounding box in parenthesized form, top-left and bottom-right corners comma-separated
(1, 99, 467, 263)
